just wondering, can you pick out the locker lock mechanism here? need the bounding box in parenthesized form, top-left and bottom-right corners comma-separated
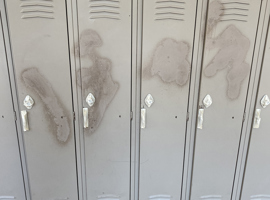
(86, 93, 95, 107)
(202, 94, 212, 109)
(145, 94, 154, 108)
(197, 94, 212, 129)
(260, 94, 270, 108)
(23, 95, 35, 109)
(253, 94, 270, 129)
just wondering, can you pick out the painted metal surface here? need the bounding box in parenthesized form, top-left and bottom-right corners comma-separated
(241, 22, 270, 200)
(139, 0, 197, 199)
(0, 10, 26, 200)
(75, 0, 132, 198)
(191, 0, 262, 199)
(5, 0, 78, 199)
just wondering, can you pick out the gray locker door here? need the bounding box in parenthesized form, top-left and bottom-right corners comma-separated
(241, 22, 270, 200)
(5, 0, 78, 199)
(190, 0, 262, 199)
(139, 0, 197, 199)
(0, 11, 26, 200)
(76, 0, 132, 199)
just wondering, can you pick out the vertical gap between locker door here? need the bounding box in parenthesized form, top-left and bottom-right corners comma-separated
(0, 8, 29, 200)
(230, 1, 264, 199)
(137, 0, 144, 200)
(180, 0, 199, 199)
(184, 1, 210, 199)
(64, 0, 81, 200)
(236, 13, 270, 200)
(72, 0, 88, 199)
(1, 1, 32, 199)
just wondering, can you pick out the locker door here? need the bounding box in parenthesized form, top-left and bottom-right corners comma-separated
(241, 22, 270, 200)
(139, 0, 197, 199)
(190, 0, 262, 199)
(5, 1, 78, 199)
(0, 11, 26, 200)
(75, 0, 132, 199)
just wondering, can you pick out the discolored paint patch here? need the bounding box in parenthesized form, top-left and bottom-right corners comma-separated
(74, 29, 102, 59)
(144, 38, 191, 86)
(22, 67, 70, 142)
(76, 29, 119, 134)
(204, 0, 250, 100)
(206, 0, 224, 36)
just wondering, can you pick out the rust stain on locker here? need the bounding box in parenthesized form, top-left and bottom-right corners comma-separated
(205, 0, 250, 100)
(144, 38, 191, 86)
(76, 29, 119, 134)
(22, 67, 70, 143)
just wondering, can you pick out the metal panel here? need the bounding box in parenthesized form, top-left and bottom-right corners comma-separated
(0, 10, 26, 200)
(190, 0, 262, 199)
(240, 21, 270, 200)
(5, 0, 78, 199)
(139, 0, 197, 199)
(75, 0, 132, 199)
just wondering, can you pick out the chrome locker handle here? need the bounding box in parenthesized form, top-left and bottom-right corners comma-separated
(253, 109, 261, 129)
(197, 109, 204, 129)
(141, 108, 146, 129)
(21, 110, 29, 131)
(197, 94, 213, 130)
(83, 108, 89, 128)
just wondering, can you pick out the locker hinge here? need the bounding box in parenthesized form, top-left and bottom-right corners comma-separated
(14, 111, 17, 121)
(186, 112, 190, 121)
(130, 111, 133, 120)
(73, 112, 76, 121)
(243, 112, 246, 122)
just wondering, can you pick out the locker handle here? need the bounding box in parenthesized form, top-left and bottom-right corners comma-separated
(21, 110, 29, 131)
(83, 108, 89, 128)
(197, 109, 204, 129)
(141, 108, 146, 129)
(253, 109, 261, 129)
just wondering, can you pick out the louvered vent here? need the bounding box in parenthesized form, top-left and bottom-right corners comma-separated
(20, 0, 54, 19)
(155, 0, 185, 21)
(220, 1, 249, 22)
(89, 0, 121, 20)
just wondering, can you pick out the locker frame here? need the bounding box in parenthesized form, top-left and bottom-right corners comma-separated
(0, 1, 31, 199)
(0, 5, 27, 200)
(136, 0, 206, 199)
(67, 0, 140, 200)
(181, 0, 270, 200)
(2, 0, 82, 199)
(232, 1, 270, 199)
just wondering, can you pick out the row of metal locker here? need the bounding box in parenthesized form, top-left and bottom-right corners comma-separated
(1, 0, 270, 200)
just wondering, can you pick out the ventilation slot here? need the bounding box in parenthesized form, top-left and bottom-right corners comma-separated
(89, 0, 121, 20)
(200, 195, 222, 200)
(250, 195, 270, 200)
(220, 1, 249, 22)
(155, 0, 185, 21)
(20, 0, 54, 19)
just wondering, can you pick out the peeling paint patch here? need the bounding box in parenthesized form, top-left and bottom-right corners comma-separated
(144, 38, 191, 86)
(204, 0, 250, 100)
(22, 68, 70, 142)
(77, 29, 119, 134)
